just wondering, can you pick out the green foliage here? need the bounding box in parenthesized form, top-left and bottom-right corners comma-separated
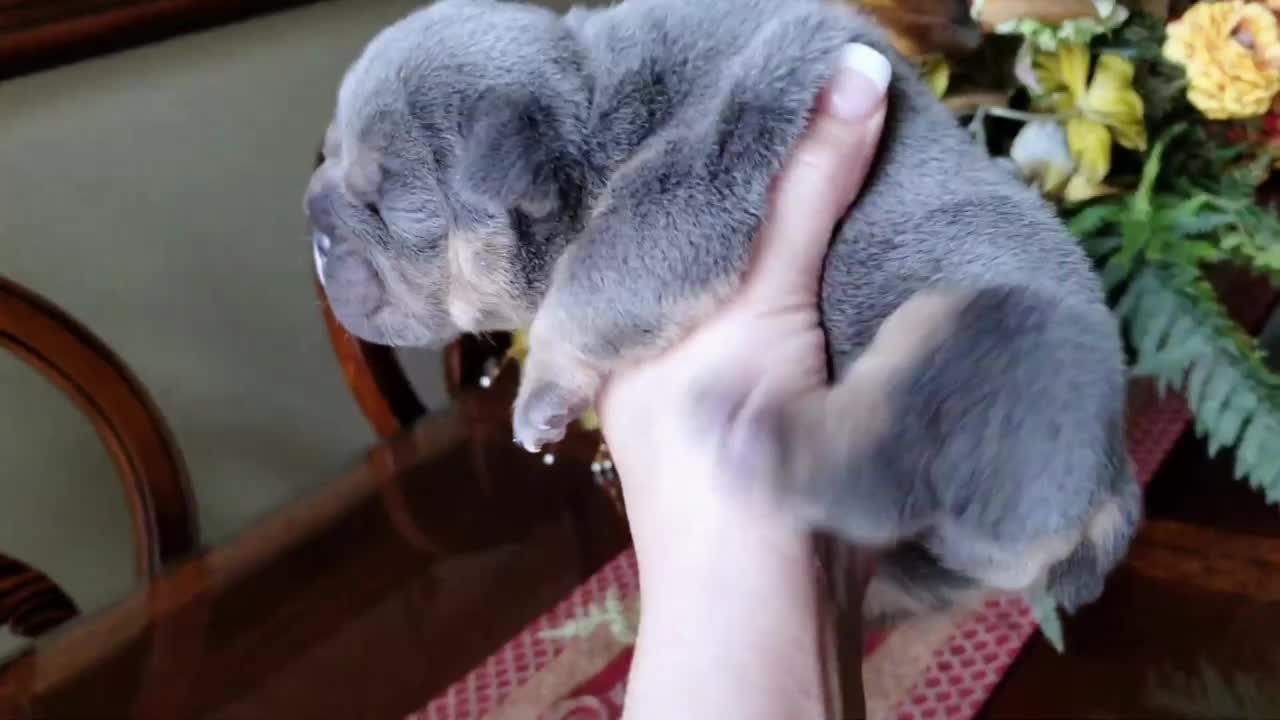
(1069, 127, 1280, 505)
(1097, 11, 1189, 127)
(947, 2, 1280, 503)
(1117, 268, 1280, 503)
(1028, 589, 1065, 653)
(1165, 125, 1280, 282)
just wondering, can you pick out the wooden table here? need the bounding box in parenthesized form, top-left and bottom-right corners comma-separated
(0, 368, 629, 720)
(979, 433, 1280, 719)
(2, 371, 1277, 719)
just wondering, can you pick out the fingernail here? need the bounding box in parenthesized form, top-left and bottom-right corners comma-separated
(830, 43, 891, 121)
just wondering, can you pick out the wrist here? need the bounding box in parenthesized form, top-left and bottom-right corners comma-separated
(625, 529, 828, 720)
(634, 512, 815, 601)
(616, 454, 814, 572)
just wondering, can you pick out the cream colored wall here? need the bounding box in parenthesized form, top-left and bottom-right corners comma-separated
(0, 0, 445, 647)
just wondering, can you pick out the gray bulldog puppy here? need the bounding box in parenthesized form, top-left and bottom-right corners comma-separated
(304, 0, 1139, 624)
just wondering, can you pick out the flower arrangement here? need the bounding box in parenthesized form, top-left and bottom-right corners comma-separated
(865, 0, 1280, 505)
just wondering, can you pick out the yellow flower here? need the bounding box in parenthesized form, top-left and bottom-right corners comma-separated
(1063, 116, 1116, 202)
(507, 328, 530, 362)
(1025, 44, 1145, 202)
(1034, 44, 1148, 151)
(920, 55, 950, 98)
(578, 408, 600, 432)
(1163, 0, 1280, 119)
(1009, 119, 1116, 204)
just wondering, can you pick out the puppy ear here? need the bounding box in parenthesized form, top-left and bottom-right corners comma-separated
(457, 86, 564, 216)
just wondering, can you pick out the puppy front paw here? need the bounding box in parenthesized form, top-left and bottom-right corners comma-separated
(512, 380, 591, 453)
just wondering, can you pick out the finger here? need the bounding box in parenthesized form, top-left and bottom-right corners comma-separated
(742, 43, 891, 304)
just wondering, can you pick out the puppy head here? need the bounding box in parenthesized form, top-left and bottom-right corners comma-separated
(305, 0, 591, 347)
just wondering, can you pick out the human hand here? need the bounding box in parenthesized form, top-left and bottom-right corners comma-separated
(597, 42, 891, 578)
(597, 43, 891, 720)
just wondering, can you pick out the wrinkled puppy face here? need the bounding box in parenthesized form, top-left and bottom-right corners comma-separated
(307, 119, 527, 348)
(304, 0, 590, 348)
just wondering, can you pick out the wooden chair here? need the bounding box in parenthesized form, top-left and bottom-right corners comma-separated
(0, 276, 198, 638)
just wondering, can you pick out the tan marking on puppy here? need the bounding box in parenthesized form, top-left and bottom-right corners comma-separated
(446, 227, 529, 332)
(862, 572, 989, 628)
(368, 251, 452, 345)
(522, 241, 732, 373)
(980, 494, 1131, 594)
(863, 575, 931, 620)
(1086, 494, 1127, 548)
(343, 147, 383, 203)
(322, 121, 341, 159)
(970, 530, 1081, 591)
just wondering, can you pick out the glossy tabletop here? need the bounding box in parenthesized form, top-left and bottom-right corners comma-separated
(0, 366, 630, 720)
(2, 370, 1278, 719)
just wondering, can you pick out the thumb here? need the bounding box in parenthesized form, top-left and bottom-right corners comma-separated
(742, 43, 891, 305)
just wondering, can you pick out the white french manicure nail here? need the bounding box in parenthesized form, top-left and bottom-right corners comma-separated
(830, 43, 891, 121)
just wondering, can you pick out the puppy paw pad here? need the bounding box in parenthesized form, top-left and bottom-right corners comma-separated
(513, 382, 589, 453)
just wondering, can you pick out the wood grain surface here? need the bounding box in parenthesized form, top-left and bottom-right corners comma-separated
(0, 0, 324, 79)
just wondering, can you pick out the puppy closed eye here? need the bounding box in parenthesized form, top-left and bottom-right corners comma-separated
(359, 198, 391, 230)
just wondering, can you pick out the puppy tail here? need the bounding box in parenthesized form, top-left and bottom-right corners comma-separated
(1044, 461, 1144, 613)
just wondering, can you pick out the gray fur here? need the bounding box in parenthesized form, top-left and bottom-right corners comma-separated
(305, 0, 1140, 620)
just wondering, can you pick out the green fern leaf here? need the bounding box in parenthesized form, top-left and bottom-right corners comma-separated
(1116, 266, 1280, 504)
(1134, 125, 1185, 217)
(1162, 315, 1204, 364)
(1212, 390, 1257, 456)
(1100, 254, 1133, 292)
(1266, 473, 1280, 505)
(1253, 450, 1280, 499)
(1200, 365, 1236, 433)
(1185, 358, 1214, 413)
(1064, 120, 1280, 502)
(1172, 212, 1236, 237)
(1068, 202, 1124, 238)
(1028, 589, 1065, 654)
(1236, 415, 1273, 487)
(1137, 289, 1179, 360)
